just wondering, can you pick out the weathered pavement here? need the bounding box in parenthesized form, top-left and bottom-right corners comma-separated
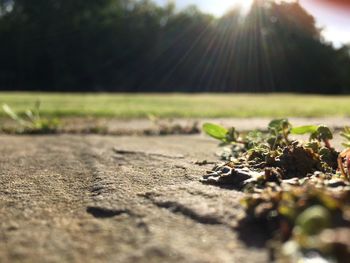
(3, 117, 350, 135)
(62, 117, 350, 134)
(0, 134, 270, 263)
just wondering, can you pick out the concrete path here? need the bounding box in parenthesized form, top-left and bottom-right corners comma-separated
(0, 135, 268, 263)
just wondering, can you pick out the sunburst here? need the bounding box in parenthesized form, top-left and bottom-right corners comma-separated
(208, 0, 254, 15)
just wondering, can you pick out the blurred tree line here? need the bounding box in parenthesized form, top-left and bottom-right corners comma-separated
(0, 0, 349, 93)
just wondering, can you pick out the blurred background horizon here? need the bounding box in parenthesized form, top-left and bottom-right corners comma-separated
(0, 0, 349, 94)
(155, 0, 350, 47)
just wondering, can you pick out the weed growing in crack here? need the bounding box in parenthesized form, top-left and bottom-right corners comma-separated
(147, 114, 200, 135)
(2, 101, 60, 134)
(202, 119, 350, 262)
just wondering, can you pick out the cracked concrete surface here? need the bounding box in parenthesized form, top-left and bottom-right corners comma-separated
(0, 134, 274, 262)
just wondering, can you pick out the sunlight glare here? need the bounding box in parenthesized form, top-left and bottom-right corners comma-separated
(206, 0, 253, 15)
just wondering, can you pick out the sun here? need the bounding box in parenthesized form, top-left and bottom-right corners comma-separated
(158, 1, 255, 17)
(204, 0, 254, 16)
(229, 0, 254, 10)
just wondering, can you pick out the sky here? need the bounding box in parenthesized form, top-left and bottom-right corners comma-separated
(155, 0, 350, 47)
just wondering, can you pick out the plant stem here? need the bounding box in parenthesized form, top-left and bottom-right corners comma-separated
(323, 139, 332, 149)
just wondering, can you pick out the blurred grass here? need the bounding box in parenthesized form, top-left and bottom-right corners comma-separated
(1, 92, 350, 118)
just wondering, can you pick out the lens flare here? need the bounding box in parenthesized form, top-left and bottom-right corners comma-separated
(314, 0, 350, 9)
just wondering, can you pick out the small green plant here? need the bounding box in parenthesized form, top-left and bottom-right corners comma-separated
(267, 119, 292, 149)
(202, 123, 239, 144)
(291, 125, 333, 148)
(147, 114, 200, 135)
(202, 119, 350, 261)
(2, 101, 60, 134)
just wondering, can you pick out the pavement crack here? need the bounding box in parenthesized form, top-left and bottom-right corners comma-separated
(142, 194, 222, 225)
(86, 206, 129, 218)
(113, 148, 185, 159)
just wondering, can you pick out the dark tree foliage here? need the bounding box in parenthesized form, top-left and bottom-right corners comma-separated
(0, 0, 349, 93)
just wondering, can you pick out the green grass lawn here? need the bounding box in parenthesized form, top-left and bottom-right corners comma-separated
(1, 92, 350, 118)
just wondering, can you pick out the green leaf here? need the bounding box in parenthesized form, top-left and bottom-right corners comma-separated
(341, 127, 350, 143)
(317, 125, 333, 140)
(268, 119, 291, 135)
(341, 132, 350, 140)
(202, 123, 228, 141)
(268, 119, 289, 130)
(2, 104, 21, 122)
(25, 110, 34, 121)
(290, 125, 318, 135)
(2, 104, 31, 127)
(295, 205, 331, 235)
